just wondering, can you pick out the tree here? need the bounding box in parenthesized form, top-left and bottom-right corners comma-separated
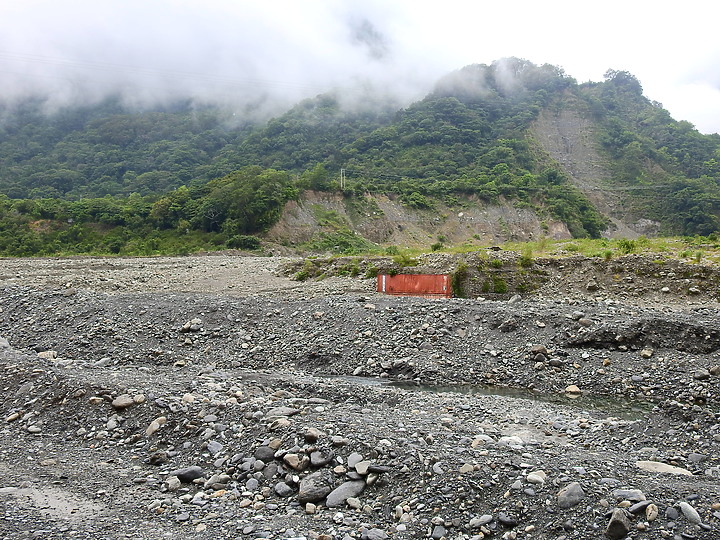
(194, 166, 298, 234)
(298, 163, 331, 191)
(603, 69, 643, 95)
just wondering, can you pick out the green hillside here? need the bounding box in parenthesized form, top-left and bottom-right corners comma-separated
(0, 98, 247, 198)
(581, 70, 720, 234)
(1, 58, 720, 256)
(0, 93, 394, 200)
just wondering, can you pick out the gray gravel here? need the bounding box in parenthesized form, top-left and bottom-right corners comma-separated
(1, 254, 719, 539)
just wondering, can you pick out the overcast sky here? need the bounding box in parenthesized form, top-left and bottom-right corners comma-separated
(1, 0, 719, 134)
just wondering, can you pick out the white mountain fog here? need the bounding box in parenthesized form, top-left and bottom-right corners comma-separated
(0, 0, 719, 133)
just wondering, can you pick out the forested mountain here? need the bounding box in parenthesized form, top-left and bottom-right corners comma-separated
(0, 93, 396, 199)
(1, 58, 720, 256)
(581, 71, 720, 235)
(0, 98, 248, 198)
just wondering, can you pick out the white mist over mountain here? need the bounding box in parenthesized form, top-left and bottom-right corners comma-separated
(1, 0, 718, 133)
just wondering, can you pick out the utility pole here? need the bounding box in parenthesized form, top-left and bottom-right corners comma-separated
(340, 168, 346, 190)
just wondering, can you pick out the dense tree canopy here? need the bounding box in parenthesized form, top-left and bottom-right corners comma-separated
(0, 97, 256, 199)
(0, 167, 297, 256)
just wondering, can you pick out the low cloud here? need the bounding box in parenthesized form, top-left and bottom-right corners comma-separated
(349, 18, 391, 61)
(0, 1, 440, 116)
(0, 1, 718, 133)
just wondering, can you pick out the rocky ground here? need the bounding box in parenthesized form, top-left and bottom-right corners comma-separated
(1, 253, 720, 540)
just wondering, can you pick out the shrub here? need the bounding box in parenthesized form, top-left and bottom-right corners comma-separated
(402, 192, 433, 209)
(618, 238, 636, 254)
(392, 252, 419, 268)
(492, 277, 508, 293)
(451, 262, 468, 298)
(227, 234, 261, 250)
(364, 265, 379, 278)
(336, 259, 361, 277)
(294, 259, 316, 281)
(519, 246, 533, 268)
(536, 236, 550, 251)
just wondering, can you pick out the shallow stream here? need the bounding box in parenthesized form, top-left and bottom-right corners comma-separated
(325, 375, 653, 420)
(390, 381, 655, 420)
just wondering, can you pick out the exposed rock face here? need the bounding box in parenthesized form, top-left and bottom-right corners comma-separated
(531, 98, 661, 238)
(267, 191, 571, 248)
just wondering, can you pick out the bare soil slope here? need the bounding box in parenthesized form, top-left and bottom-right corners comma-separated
(531, 98, 660, 239)
(267, 192, 571, 250)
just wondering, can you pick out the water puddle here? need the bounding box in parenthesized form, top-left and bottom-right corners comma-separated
(389, 381, 652, 420)
(322, 375, 651, 420)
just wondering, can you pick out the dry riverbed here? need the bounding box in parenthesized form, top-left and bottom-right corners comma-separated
(1, 254, 719, 539)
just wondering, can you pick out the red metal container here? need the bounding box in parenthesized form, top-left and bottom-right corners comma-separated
(377, 274, 452, 298)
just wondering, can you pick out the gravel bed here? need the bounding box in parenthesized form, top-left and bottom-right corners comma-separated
(1, 254, 719, 539)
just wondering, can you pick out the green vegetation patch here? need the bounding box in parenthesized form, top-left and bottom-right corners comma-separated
(301, 229, 376, 255)
(451, 262, 469, 298)
(0, 166, 296, 257)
